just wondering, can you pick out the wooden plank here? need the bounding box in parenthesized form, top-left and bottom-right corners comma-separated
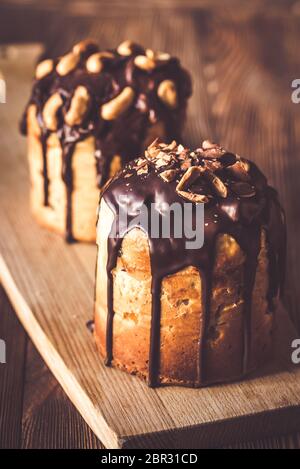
(0, 43, 300, 449)
(21, 341, 103, 449)
(0, 287, 27, 449)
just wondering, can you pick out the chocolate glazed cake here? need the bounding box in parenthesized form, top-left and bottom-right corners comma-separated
(94, 140, 286, 387)
(20, 39, 191, 242)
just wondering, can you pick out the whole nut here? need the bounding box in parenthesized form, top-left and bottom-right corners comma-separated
(146, 49, 170, 62)
(227, 160, 250, 181)
(101, 86, 135, 120)
(117, 40, 135, 56)
(35, 59, 54, 80)
(134, 55, 156, 71)
(157, 80, 178, 109)
(176, 166, 204, 192)
(205, 170, 228, 198)
(156, 51, 171, 62)
(42, 92, 64, 131)
(86, 53, 104, 73)
(86, 51, 114, 73)
(56, 53, 80, 76)
(65, 86, 90, 126)
(73, 39, 98, 55)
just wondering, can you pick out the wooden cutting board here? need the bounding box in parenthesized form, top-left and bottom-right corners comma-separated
(1, 44, 300, 449)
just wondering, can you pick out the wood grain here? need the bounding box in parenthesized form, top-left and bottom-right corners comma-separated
(0, 286, 26, 449)
(1, 2, 300, 449)
(0, 42, 300, 449)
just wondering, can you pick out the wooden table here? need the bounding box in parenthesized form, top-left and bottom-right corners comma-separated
(1, 0, 300, 449)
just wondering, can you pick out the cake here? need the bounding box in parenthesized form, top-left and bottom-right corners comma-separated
(21, 39, 192, 242)
(94, 139, 286, 387)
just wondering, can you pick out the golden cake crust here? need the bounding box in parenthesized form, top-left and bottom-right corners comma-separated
(21, 40, 192, 242)
(94, 140, 285, 387)
(94, 201, 272, 386)
(26, 107, 166, 242)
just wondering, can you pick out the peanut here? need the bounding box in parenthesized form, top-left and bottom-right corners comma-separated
(27, 104, 41, 136)
(56, 53, 79, 76)
(65, 86, 90, 126)
(134, 55, 156, 71)
(146, 49, 170, 62)
(73, 39, 98, 55)
(101, 87, 135, 120)
(117, 40, 135, 56)
(86, 52, 114, 73)
(35, 59, 54, 80)
(42, 92, 63, 131)
(157, 80, 178, 109)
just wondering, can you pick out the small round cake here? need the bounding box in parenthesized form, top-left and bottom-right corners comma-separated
(94, 140, 286, 387)
(21, 39, 191, 242)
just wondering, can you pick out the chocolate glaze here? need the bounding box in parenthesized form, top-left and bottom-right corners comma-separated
(20, 40, 192, 242)
(86, 319, 95, 334)
(100, 141, 286, 387)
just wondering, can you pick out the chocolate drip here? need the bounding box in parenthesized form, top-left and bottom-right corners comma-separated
(20, 41, 192, 242)
(106, 235, 122, 366)
(101, 142, 286, 387)
(41, 132, 50, 206)
(61, 143, 76, 242)
(86, 320, 95, 333)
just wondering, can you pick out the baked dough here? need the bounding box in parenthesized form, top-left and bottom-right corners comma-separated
(94, 140, 286, 387)
(21, 40, 192, 242)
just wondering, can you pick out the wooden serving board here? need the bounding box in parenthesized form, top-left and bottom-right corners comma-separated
(1, 44, 300, 449)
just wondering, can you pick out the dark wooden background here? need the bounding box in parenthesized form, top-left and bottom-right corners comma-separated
(1, 0, 300, 449)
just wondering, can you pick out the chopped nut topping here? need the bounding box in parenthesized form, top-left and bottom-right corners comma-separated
(177, 190, 209, 204)
(159, 169, 178, 182)
(134, 140, 258, 204)
(176, 166, 204, 192)
(207, 172, 228, 198)
(202, 139, 218, 150)
(165, 140, 177, 151)
(137, 166, 149, 175)
(227, 160, 250, 181)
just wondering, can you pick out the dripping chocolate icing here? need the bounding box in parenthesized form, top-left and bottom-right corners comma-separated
(20, 40, 192, 242)
(100, 140, 286, 387)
